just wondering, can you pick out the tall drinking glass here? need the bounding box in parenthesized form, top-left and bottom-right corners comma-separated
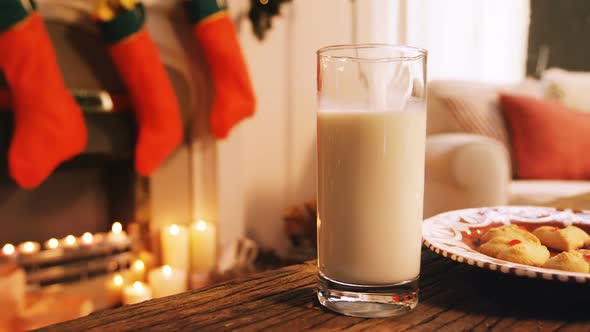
(316, 44, 427, 317)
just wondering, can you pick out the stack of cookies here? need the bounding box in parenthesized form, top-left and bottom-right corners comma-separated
(478, 224, 590, 273)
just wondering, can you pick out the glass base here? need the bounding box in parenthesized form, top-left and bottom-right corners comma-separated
(317, 273, 419, 318)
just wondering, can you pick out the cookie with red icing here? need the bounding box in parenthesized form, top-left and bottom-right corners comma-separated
(480, 224, 540, 245)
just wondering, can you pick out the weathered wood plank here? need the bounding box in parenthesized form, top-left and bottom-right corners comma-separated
(39, 250, 590, 332)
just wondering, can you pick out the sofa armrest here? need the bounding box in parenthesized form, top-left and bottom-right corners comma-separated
(424, 133, 511, 218)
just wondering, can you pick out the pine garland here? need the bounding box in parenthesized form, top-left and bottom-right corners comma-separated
(248, 0, 291, 40)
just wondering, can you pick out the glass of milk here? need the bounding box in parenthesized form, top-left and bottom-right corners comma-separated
(316, 44, 427, 317)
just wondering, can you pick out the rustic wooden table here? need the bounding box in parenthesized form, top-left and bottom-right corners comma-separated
(41, 248, 590, 332)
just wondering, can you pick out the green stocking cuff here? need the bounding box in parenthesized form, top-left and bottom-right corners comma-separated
(98, 3, 145, 44)
(0, 0, 37, 32)
(184, 0, 226, 24)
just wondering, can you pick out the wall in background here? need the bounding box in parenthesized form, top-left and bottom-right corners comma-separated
(527, 0, 590, 77)
(218, 0, 353, 255)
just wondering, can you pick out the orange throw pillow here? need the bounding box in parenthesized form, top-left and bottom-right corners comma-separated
(500, 94, 590, 180)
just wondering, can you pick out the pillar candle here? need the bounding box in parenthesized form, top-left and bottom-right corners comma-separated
(1, 244, 16, 263)
(122, 281, 152, 305)
(128, 259, 146, 282)
(80, 232, 94, 247)
(62, 235, 78, 249)
(190, 220, 217, 272)
(108, 221, 129, 247)
(148, 265, 187, 298)
(160, 224, 190, 271)
(17, 241, 40, 255)
(44, 238, 59, 250)
(105, 273, 125, 306)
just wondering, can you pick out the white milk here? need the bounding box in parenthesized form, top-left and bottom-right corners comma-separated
(317, 103, 426, 285)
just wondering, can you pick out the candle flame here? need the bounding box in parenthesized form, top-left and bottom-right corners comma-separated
(113, 274, 124, 286)
(112, 222, 123, 234)
(47, 238, 59, 249)
(82, 232, 94, 244)
(2, 244, 15, 255)
(195, 220, 207, 232)
(162, 265, 172, 275)
(133, 259, 145, 271)
(169, 224, 180, 236)
(22, 241, 37, 253)
(133, 281, 143, 291)
(65, 235, 76, 246)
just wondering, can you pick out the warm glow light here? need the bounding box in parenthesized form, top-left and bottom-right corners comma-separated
(195, 220, 207, 232)
(22, 242, 36, 253)
(47, 238, 59, 249)
(113, 274, 124, 286)
(2, 244, 15, 256)
(169, 224, 180, 236)
(133, 260, 145, 271)
(260, 0, 268, 4)
(162, 265, 172, 276)
(133, 281, 144, 291)
(65, 235, 76, 246)
(112, 222, 123, 234)
(82, 232, 94, 244)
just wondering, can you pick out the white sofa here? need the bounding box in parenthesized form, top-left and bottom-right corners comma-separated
(424, 80, 590, 218)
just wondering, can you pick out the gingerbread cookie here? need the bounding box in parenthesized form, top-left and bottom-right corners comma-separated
(533, 225, 590, 252)
(480, 224, 540, 245)
(542, 252, 589, 273)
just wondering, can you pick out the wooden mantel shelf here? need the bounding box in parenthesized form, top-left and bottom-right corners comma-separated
(41, 249, 590, 332)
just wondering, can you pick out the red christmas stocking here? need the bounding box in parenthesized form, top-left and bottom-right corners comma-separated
(97, 2, 182, 176)
(0, 2, 87, 189)
(184, 0, 256, 139)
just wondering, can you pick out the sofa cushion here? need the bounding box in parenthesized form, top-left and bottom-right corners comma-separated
(427, 80, 543, 136)
(510, 180, 590, 205)
(500, 94, 590, 180)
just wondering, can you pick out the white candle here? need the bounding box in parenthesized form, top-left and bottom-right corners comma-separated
(190, 220, 217, 272)
(18, 241, 40, 255)
(160, 224, 190, 272)
(108, 222, 129, 247)
(105, 273, 125, 306)
(1, 244, 15, 261)
(45, 238, 59, 250)
(80, 232, 94, 246)
(122, 281, 152, 305)
(148, 265, 188, 298)
(62, 235, 78, 249)
(128, 259, 146, 282)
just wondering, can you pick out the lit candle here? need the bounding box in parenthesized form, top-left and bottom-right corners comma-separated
(18, 241, 40, 255)
(62, 235, 78, 249)
(80, 232, 94, 246)
(128, 259, 146, 282)
(105, 273, 125, 306)
(2, 244, 15, 257)
(160, 224, 190, 272)
(148, 265, 188, 298)
(108, 221, 129, 247)
(45, 238, 59, 250)
(190, 220, 217, 272)
(122, 281, 152, 305)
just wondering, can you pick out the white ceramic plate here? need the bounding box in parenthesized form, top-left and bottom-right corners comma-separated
(422, 206, 590, 284)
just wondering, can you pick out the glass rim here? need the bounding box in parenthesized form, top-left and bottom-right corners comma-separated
(317, 44, 427, 63)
